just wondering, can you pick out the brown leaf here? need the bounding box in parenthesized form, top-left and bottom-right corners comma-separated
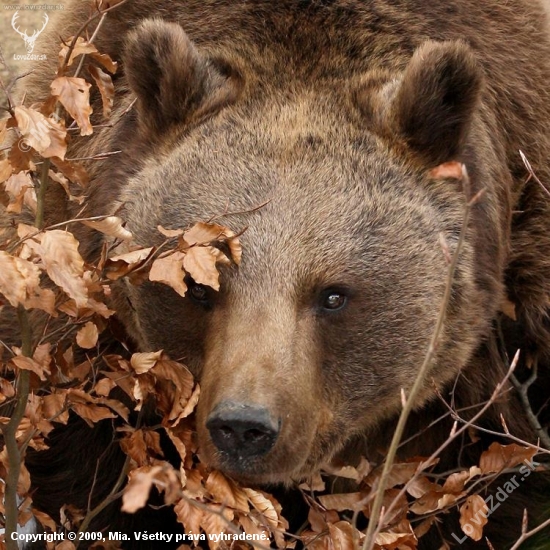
(82, 216, 132, 241)
(206, 470, 249, 512)
(76, 321, 99, 349)
(88, 64, 115, 118)
(48, 169, 84, 204)
(459, 495, 488, 541)
(70, 402, 116, 425)
(158, 225, 184, 238)
(0, 159, 12, 184)
(58, 36, 99, 67)
(94, 377, 116, 397)
(328, 521, 359, 550)
(42, 393, 69, 424)
(4, 171, 36, 214)
(14, 106, 67, 159)
(51, 77, 93, 136)
(183, 222, 227, 246)
(0, 251, 41, 307)
(149, 252, 188, 297)
(35, 230, 88, 307)
(122, 465, 163, 512)
(200, 504, 234, 550)
(243, 488, 280, 532)
(174, 497, 204, 536)
(11, 355, 49, 381)
(183, 246, 221, 291)
(479, 442, 537, 474)
(130, 350, 163, 374)
(120, 430, 149, 466)
(318, 492, 362, 512)
(90, 51, 118, 74)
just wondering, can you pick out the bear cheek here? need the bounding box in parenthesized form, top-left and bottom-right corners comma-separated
(194, 306, 331, 483)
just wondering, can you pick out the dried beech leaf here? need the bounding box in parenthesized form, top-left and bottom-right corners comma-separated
(38, 230, 88, 306)
(11, 355, 49, 381)
(76, 321, 99, 349)
(174, 497, 204, 535)
(183, 222, 227, 246)
(121, 465, 163, 513)
(200, 504, 234, 550)
(51, 157, 89, 187)
(90, 51, 118, 74)
(88, 64, 115, 118)
(50, 77, 93, 136)
(479, 442, 537, 474)
(243, 488, 279, 531)
(4, 171, 36, 214)
(42, 393, 69, 424)
(150, 252, 188, 297)
(0, 158, 12, 184)
(14, 105, 67, 159)
(58, 37, 98, 67)
(158, 225, 184, 238)
(82, 216, 132, 241)
(318, 492, 362, 512)
(206, 470, 249, 512)
(183, 246, 221, 291)
(0, 251, 40, 307)
(94, 377, 116, 397)
(130, 350, 163, 374)
(459, 495, 488, 541)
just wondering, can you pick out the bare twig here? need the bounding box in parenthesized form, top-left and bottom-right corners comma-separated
(509, 509, 550, 550)
(510, 366, 550, 449)
(362, 168, 480, 549)
(1, 307, 32, 550)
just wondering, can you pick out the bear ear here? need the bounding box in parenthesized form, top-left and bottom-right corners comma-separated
(123, 19, 242, 135)
(392, 40, 482, 165)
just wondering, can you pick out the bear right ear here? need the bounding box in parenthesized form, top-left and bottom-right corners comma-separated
(359, 40, 483, 167)
(123, 19, 242, 136)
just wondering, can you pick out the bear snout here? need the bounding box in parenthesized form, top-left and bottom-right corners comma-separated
(206, 400, 280, 462)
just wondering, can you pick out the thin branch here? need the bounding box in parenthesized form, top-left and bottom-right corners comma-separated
(1, 307, 32, 550)
(509, 510, 550, 550)
(362, 168, 480, 549)
(510, 365, 550, 449)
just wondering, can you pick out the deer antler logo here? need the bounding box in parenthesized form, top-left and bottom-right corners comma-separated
(11, 11, 49, 54)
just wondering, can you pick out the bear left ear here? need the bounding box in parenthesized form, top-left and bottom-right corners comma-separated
(123, 19, 242, 135)
(393, 40, 482, 165)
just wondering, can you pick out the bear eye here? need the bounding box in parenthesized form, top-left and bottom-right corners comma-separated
(188, 282, 210, 305)
(320, 289, 348, 312)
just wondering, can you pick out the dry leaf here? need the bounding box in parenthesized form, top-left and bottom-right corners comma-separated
(0, 251, 41, 307)
(121, 465, 163, 513)
(479, 442, 537, 474)
(0, 158, 12, 184)
(11, 355, 49, 381)
(51, 77, 93, 136)
(58, 36, 98, 67)
(37, 230, 88, 307)
(14, 105, 67, 159)
(82, 216, 132, 241)
(76, 321, 99, 349)
(206, 470, 249, 513)
(88, 64, 115, 118)
(174, 497, 204, 536)
(459, 495, 488, 541)
(183, 246, 221, 291)
(130, 350, 163, 374)
(4, 171, 36, 214)
(149, 252, 188, 297)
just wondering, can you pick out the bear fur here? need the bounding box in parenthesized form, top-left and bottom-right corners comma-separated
(4, 0, 550, 548)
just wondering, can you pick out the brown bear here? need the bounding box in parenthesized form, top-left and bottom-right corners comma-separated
(4, 0, 550, 548)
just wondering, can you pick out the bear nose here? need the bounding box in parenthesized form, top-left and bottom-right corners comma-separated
(206, 401, 280, 459)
